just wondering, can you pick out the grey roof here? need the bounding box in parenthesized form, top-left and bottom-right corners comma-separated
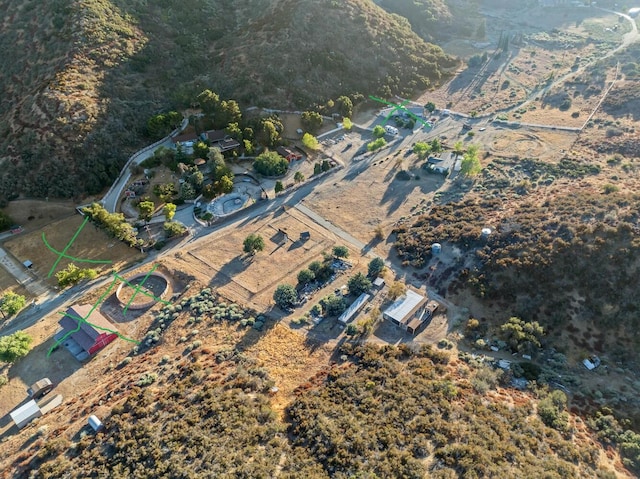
(383, 289, 426, 324)
(338, 293, 371, 324)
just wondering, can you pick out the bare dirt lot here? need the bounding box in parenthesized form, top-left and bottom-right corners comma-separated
(164, 207, 362, 311)
(3, 215, 144, 288)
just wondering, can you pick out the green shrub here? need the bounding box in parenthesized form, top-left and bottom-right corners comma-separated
(136, 372, 157, 387)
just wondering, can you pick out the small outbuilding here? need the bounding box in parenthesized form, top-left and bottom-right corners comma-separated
(338, 293, 371, 325)
(276, 146, 303, 162)
(10, 400, 42, 429)
(373, 277, 385, 289)
(23, 260, 33, 269)
(88, 415, 104, 432)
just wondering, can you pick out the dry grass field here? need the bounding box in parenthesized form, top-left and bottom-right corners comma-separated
(420, 6, 628, 125)
(164, 207, 360, 311)
(3, 215, 144, 287)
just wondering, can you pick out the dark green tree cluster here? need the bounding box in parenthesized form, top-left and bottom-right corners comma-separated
(347, 272, 372, 296)
(83, 203, 139, 247)
(196, 90, 242, 129)
(146, 111, 182, 139)
(301, 111, 323, 133)
(0, 210, 14, 232)
(243, 233, 265, 255)
(500, 316, 545, 352)
(367, 257, 385, 277)
(319, 293, 346, 316)
(254, 151, 289, 177)
(273, 284, 298, 310)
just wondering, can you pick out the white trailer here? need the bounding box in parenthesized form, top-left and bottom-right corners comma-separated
(384, 125, 399, 136)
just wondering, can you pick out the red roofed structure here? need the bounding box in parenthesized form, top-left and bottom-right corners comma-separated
(56, 304, 118, 361)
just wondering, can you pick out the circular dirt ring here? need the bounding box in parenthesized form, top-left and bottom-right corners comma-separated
(491, 132, 546, 157)
(115, 272, 170, 310)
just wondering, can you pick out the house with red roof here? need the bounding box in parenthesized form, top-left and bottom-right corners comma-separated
(54, 304, 118, 361)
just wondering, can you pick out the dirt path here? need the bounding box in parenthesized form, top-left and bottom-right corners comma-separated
(505, 7, 639, 117)
(0, 247, 48, 297)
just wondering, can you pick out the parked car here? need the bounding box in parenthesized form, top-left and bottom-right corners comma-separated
(27, 378, 54, 399)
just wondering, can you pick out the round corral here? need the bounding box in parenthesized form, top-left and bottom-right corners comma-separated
(115, 272, 170, 310)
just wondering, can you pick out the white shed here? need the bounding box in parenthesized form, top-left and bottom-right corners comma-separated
(10, 400, 42, 429)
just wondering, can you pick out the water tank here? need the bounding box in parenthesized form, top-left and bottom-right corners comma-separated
(481, 227, 492, 238)
(431, 243, 442, 255)
(88, 415, 104, 432)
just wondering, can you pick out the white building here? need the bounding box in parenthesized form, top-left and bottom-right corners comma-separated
(338, 293, 371, 324)
(383, 289, 427, 326)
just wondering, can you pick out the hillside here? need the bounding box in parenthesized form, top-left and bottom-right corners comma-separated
(0, 0, 460, 205)
(1, 307, 626, 478)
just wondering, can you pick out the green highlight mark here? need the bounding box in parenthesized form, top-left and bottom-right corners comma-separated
(48, 267, 171, 358)
(47, 278, 140, 357)
(369, 95, 432, 129)
(44, 216, 112, 278)
(117, 264, 169, 315)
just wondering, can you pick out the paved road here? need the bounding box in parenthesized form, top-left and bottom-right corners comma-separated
(102, 137, 174, 213)
(102, 118, 189, 213)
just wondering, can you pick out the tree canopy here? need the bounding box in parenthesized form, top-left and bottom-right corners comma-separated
(320, 293, 347, 316)
(297, 269, 315, 285)
(332, 245, 349, 258)
(163, 203, 176, 221)
(254, 151, 289, 177)
(83, 203, 139, 247)
(500, 316, 545, 351)
(367, 257, 385, 278)
(0, 291, 26, 318)
(413, 142, 431, 159)
(372, 125, 386, 138)
(243, 234, 265, 255)
(273, 284, 297, 310)
(137, 201, 155, 222)
(0, 331, 32, 363)
(301, 111, 323, 133)
(336, 96, 353, 118)
(56, 264, 98, 288)
(388, 281, 407, 300)
(348, 272, 372, 296)
(302, 133, 319, 150)
(460, 144, 482, 177)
